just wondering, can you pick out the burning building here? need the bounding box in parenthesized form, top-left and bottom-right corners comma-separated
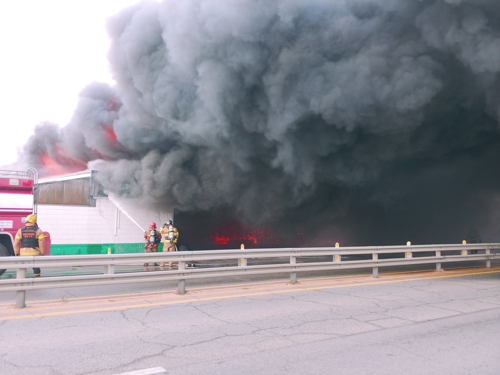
(35, 170, 173, 255)
(18, 0, 500, 248)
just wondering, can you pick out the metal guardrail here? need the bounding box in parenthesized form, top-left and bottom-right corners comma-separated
(1, 243, 499, 308)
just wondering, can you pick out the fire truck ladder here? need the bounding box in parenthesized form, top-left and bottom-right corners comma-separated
(26, 168, 38, 215)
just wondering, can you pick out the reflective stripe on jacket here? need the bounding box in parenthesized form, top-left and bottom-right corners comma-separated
(20, 248, 40, 256)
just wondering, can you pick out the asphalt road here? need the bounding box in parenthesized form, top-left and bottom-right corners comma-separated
(1, 265, 499, 375)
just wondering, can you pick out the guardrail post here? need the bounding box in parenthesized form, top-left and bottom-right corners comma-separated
(333, 242, 340, 262)
(16, 267, 27, 308)
(406, 241, 412, 259)
(239, 244, 247, 267)
(372, 253, 378, 278)
(177, 261, 186, 295)
(107, 247, 114, 274)
(485, 247, 491, 268)
(290, 255, 297, 284)
(436, 249, 442, 271)
(461, 240, 467, 256)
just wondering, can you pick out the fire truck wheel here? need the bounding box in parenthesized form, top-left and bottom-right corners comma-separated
(0, 243, 10, 277)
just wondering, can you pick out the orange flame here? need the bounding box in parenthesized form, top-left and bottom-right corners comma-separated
(40, 153, 86, 176)
(214, 235, 229, 245)
(104, 127, 117, 142)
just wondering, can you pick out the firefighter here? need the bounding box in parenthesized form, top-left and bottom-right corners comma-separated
(13, 214, 46, 277)
(160, 219, 179, 268)
(143, 222, 162, 267)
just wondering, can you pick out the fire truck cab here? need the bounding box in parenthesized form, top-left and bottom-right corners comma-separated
(0, 168, 47, 276)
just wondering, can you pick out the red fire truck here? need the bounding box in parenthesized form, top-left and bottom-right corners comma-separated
(0, 168, 49, 276)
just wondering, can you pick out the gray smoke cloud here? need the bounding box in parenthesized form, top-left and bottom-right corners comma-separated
(22, 0, 500, 246)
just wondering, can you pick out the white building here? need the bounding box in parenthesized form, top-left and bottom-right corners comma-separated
(36, 170, 173, 255)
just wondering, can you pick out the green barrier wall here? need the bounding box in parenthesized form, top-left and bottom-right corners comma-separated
(50, 243, 144, 255)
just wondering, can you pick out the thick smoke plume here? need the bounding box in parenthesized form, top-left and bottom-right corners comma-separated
(23, 0, 500, 246)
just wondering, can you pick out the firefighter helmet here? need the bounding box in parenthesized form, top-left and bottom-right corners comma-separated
(26, 214, 37, 224)
(149, 222, 157, 229)
(165, 220, 173, 226)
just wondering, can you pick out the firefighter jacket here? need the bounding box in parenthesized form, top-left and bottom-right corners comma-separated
(160, 225, 179, 243)
(144, 229, 162, 245)
(14, 224, 46, 256)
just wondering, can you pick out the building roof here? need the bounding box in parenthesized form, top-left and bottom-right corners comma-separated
(38, 170, 93, 184)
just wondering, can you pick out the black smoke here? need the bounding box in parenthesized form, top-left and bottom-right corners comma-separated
(22, 0, 500, 247)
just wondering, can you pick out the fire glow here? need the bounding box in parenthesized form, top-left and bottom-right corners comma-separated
(104, 127, 117, 142)
(212, 227, 278, 247)
(40, 153, 86, 176)
(213, 232, 258, 245)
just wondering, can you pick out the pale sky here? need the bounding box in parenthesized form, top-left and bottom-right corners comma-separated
(0, 0, 151, 167)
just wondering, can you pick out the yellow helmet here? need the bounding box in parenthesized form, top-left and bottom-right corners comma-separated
(25, 214, 37, 224)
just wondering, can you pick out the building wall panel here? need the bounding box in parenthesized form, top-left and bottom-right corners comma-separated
(38, 197, 173, 254)
(37, 179, 94, 206)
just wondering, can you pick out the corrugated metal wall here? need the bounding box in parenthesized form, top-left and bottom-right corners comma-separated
(36, 178, 96, 206)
